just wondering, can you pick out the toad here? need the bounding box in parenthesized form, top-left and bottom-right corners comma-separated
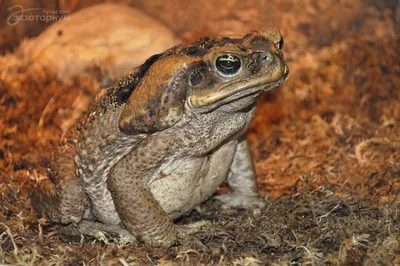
(31, 28, 289, 246)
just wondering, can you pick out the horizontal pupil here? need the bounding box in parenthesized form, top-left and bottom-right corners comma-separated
(222, 62, 236, 68)
(216, 55, 241, 75)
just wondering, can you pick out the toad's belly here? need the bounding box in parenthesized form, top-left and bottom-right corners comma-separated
(148, 141, 237, 219)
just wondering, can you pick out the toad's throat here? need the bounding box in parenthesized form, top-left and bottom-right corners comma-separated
(189, 68, 288, 107)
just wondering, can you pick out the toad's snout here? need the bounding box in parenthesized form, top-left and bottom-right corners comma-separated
(257, 51, 289, 83)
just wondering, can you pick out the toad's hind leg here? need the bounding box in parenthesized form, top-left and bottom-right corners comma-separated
(31, 152, 136, 244)
(30, 144, 91, 225)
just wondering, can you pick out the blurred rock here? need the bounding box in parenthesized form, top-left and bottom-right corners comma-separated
(25, 3, 180, 80)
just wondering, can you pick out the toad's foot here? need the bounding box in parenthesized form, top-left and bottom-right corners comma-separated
(177, 220, 211, 237)
(214, 192, 266, 209)
(147, 220, 211, 247)
(59, 220, 137, 245)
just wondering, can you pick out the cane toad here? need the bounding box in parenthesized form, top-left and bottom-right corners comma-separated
(31, 28, 289, 246)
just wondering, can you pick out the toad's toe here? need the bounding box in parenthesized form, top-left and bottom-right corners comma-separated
(214, 192, 266, 209)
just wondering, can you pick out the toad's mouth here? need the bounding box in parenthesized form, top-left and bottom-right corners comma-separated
(189, 65, 289, 108)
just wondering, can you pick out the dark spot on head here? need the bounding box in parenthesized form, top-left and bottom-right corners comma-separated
(248, 55, 262, 74)
(189, 62, 208, 87)
(57, 30, 63, 36)
(189, 71, 204, 87)
(184, 46, 207, 57)
(240, 46, 247, 52)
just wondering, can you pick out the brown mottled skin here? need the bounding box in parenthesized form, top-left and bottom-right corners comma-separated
(31, 28, 289, 246)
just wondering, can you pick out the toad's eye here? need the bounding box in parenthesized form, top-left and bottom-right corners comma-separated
(215, 54, 241, 76)
(277, 37, 284, 50)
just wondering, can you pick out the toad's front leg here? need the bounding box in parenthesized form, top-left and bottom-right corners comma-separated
(107, 136, 206, 247)
(214, 137, 266, 209)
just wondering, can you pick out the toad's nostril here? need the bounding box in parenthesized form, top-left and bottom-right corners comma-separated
(261, 53, 273, 63)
